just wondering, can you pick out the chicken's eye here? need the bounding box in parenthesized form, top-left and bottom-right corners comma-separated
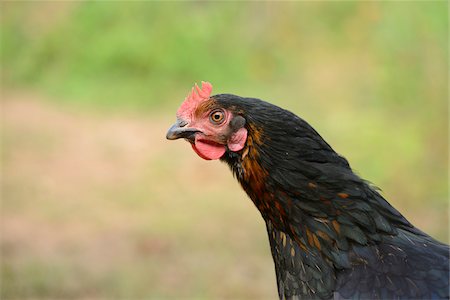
(209, 109, 225, 125)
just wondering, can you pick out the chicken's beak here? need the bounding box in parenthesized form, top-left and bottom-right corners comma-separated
(166, 119, 200, 142)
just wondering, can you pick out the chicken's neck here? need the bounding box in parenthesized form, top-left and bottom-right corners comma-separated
(221, 133, 415, 299)
(222, 148, 340, 299)
(265, 220, 336, 299)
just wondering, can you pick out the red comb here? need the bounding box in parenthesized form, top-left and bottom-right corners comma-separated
(177, 81, 213, 118)
(185, 81, 212, 102)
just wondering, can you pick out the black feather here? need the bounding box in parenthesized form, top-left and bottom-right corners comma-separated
(209, 94, 450, 299)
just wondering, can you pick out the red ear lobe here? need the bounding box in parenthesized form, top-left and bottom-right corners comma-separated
(227, 127, 248, 152)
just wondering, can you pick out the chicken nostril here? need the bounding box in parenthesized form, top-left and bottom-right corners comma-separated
(178, 119, 188, 127)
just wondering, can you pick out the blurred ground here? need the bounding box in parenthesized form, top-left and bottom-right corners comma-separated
(1, 92, 276, 299)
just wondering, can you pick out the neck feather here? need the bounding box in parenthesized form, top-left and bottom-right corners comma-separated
(221, 126, 415, 299)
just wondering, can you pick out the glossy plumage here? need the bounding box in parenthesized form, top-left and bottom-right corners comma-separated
(212, 94, 450, 299)
(213, 95, 449, 299)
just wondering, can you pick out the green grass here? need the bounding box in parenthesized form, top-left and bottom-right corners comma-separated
(2, 2, 447, 111)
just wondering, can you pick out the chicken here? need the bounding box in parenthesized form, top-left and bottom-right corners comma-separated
(166, 82, 449, 299)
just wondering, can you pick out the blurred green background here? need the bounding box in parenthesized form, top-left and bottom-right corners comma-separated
(1, 1, 448, 299)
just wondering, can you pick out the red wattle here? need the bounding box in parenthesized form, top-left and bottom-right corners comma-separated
(192, 138, 226, 160)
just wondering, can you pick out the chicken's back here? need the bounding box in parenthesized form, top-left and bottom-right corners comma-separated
(334, 229, 449, 299)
